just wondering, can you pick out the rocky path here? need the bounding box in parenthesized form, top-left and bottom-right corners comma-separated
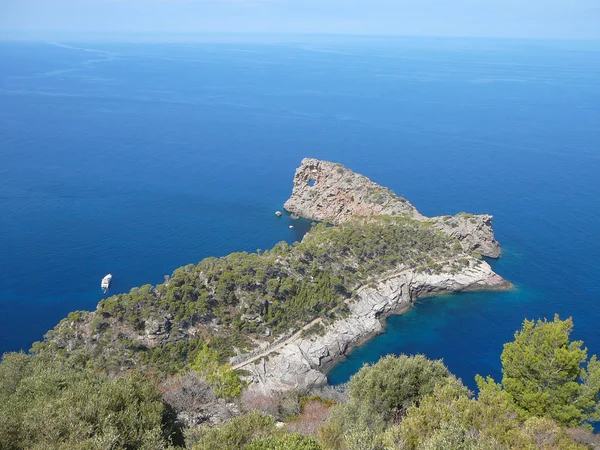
(232, 317, 323, 371)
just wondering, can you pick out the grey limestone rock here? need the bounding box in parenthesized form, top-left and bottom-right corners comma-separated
(284, 158, 501, 258)
(244, 258, 512, 394)
(240, 158, 510, 393)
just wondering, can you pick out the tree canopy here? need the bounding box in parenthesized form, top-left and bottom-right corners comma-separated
(501, 315, 600, 427)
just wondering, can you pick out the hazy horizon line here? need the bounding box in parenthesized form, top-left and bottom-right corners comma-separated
(2, 30, 600, 44)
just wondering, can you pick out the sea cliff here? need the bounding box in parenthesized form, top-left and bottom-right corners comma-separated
(244, 258, 510, 393)
(239, 158, 510, 393)
(39, 158, 511, 396)
(284, 158, 501, 258)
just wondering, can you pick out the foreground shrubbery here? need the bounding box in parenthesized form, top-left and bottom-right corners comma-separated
(2, 312, 599, 449)
(319, 316, 599, 450)
(0, 352, 182, 450)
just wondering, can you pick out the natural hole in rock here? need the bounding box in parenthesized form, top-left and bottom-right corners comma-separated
(308, 179, 317, 187)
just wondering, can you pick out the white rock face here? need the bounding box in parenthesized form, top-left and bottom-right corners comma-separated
(284, 158, 501, 258)
(237, 158, 510, 393)
(244, 258, 511, 394)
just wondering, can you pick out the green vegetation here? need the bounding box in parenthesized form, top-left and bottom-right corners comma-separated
(3, 188, 597, 450)
(2, 315, 599, 449)
(500, 315, 600, 427)
(190, 344, 244, 400)
(301, 322, 326, 338)
(188, 411, 322, 450)
(189, 411, 275, 450)
(0, 352, 182, 450)
(319, 316, 599, 450)
(347, 354, 455, 421)
(35, 216, 465, 377)
(246, 434, 322, 450)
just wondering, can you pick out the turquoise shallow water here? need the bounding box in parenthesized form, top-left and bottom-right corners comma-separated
(1, 38, 599, 392)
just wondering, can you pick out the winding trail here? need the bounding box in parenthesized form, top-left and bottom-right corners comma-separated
(232, 318, 323, 370)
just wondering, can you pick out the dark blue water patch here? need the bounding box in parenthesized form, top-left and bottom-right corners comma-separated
(326, 252, 542, 390)
(0, 38, 598, 397)
(326, 288, 534, 389)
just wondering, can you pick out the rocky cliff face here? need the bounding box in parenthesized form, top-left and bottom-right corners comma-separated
(244, 258, 512, 394)
(236, 158, 510, 392)
(284, 158, 501, 258)
(42, 157, 509, 397)
(284, 158, 422, 223)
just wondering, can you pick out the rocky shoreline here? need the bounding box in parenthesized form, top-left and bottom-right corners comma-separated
(40, 157, 512, 399)
(243, 257, 512, 394)
(240, 158, 511, 393)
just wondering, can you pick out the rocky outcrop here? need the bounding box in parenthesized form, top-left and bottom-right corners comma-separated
(284, 158, 421, 223)
(284, 158, 501, 258)
(233, 159, 511, 393)
(244, 258, 512, 394)
(431, 214, 501, 259)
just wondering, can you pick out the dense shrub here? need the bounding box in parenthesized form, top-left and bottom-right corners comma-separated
(246, 433, 322, 450)
(348, 354, 456, 420)
(190, 411, 274, 450)
(0, 352, 180, 450)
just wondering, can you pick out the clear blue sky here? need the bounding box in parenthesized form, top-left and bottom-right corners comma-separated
(1, 0, 599, 40)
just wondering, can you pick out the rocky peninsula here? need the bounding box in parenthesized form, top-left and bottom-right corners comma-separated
(240, 159, 510, 393)
(38, 158, 511, 398)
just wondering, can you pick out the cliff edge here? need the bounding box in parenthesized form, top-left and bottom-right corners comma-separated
(284, 158, 501, 258)
(237, 158, 510, 393)
(244, 258, 511, 393)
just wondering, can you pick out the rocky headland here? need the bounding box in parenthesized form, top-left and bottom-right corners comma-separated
(244, 258, 509, 393)
(284, 158, 501, 258)
(241, 158, 511, 393)
(40, 158, 511, 398)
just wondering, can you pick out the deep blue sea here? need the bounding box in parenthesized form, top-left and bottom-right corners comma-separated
(1, 37, 599, 392)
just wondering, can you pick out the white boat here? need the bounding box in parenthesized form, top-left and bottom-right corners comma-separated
(101, 274, 112, 293)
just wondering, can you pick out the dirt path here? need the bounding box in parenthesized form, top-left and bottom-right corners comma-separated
(232, 317, 323, 370)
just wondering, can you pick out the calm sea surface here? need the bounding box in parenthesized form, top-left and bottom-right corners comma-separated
(1, 37, 599, 390)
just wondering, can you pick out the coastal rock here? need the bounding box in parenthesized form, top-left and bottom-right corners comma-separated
(432, 214, 502, 258)
(244, 258, 512, 394)
(284, 158, 501, 258)
(41, 157, 509, 392)
(284, 158, 421, 223)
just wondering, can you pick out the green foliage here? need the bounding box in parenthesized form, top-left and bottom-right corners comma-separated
(191, 411, 274, 450)
(141, 337, 205, 375)
(320, 355, 459, 449)
(190, 344, 243, 400)
(386, 374, 588, 450)
(39, 216, 466, 377)
(348, 354, 455, 420)
(418, 422, 499, 450)
(301, 322, 326, 338)
(246, 433, 322, 450)
(501, 315, 600, 426)
(0, 352, 180, 450)
(320, 399, 387, 450)
(323, 348, 592, 450)
(6, 317, 598, 450)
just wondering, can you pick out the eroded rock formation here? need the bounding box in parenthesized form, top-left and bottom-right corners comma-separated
(284, 158, 501, 258)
